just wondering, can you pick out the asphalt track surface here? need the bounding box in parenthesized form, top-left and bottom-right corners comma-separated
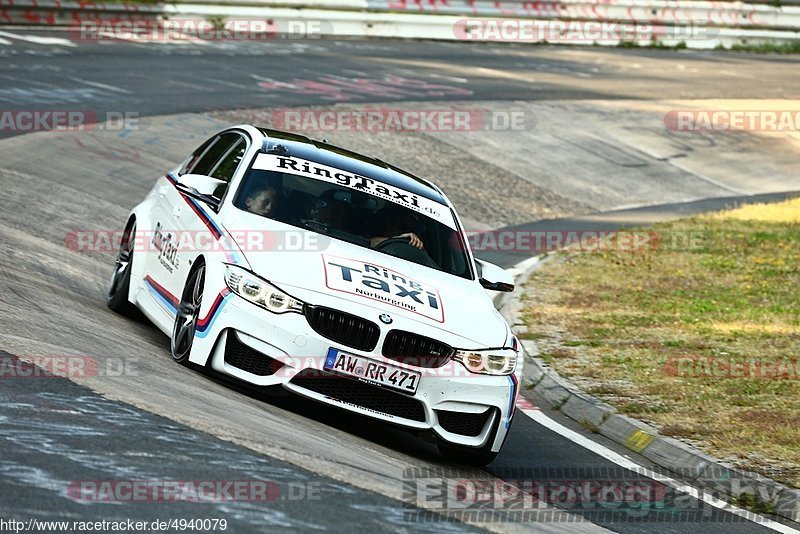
(0, 30, 798, 533)
(0, 352, 475, 533)
(1, 30, 798, 136)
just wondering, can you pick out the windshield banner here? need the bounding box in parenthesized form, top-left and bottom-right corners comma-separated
(253, 153, 457, 230)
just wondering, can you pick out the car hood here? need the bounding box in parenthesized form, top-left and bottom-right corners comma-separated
(222, 212, 510, 348)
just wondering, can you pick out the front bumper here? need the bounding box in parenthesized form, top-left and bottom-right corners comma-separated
(190, 293, 520, 451)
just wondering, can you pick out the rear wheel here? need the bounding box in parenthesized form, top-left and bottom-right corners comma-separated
(107, 221, 138, 317)
(171, 263, 205, 365)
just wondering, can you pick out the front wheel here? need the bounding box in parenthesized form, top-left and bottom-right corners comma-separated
(107, 221, 138, 317)
(171, 264, 205, 365)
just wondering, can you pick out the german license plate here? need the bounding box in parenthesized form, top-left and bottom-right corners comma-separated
(323, 348, 420, 394)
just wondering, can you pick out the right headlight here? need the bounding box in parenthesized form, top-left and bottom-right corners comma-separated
(453, 348, 518, 376)
(224, 264, 304, 314)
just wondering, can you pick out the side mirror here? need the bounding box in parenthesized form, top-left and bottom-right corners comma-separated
(177, 173, 226, 196)
(476, 259, 515, 292)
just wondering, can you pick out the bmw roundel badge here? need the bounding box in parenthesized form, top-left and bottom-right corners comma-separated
(379, 314, 393, 324)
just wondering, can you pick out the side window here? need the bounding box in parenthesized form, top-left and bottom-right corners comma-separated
(190, 133, 242, 177)
(209, 137, 246, 199)
(179, 136, 216, 176)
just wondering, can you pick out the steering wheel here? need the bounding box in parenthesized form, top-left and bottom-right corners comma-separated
(374, 237, 438, 268)
(374, 236, 415, 250)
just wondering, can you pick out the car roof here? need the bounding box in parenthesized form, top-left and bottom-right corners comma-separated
(255, 128, 449, 206)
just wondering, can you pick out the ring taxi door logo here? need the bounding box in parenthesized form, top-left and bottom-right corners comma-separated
(323, 255, 444, 322)
(152, 222, 179, 273)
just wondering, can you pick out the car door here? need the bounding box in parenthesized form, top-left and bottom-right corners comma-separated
(168, 131, 248, 302)
(141, 133, 228, 315)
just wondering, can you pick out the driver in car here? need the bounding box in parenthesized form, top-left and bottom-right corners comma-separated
(311, 189, 351, 229)
(369, 205, 424, 249)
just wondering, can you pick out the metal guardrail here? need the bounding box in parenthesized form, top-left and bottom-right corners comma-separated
(369, 0, 800, 13)
(169, 0, 800, 30)
(0, 0, 798, 49)
(0, 0, 162, 26)
(363, 0, 800, 30)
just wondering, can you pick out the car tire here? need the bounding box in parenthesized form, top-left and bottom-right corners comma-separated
(171, 262, 205, 365)
(107, 220, 138, 317)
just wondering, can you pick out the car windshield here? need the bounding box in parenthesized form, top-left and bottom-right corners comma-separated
(233, 153, 472, 279)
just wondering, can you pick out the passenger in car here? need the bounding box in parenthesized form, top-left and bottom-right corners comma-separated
(244, 186, 278, 218)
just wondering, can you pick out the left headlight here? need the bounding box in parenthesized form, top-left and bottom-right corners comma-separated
(224, 264, 304, 314)
(453, 348, 518, 376)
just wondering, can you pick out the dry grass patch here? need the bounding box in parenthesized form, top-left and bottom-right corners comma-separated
(521, 198, 800, 487)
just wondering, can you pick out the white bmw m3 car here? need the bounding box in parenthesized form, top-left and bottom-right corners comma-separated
(108, 125, 521, 464)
